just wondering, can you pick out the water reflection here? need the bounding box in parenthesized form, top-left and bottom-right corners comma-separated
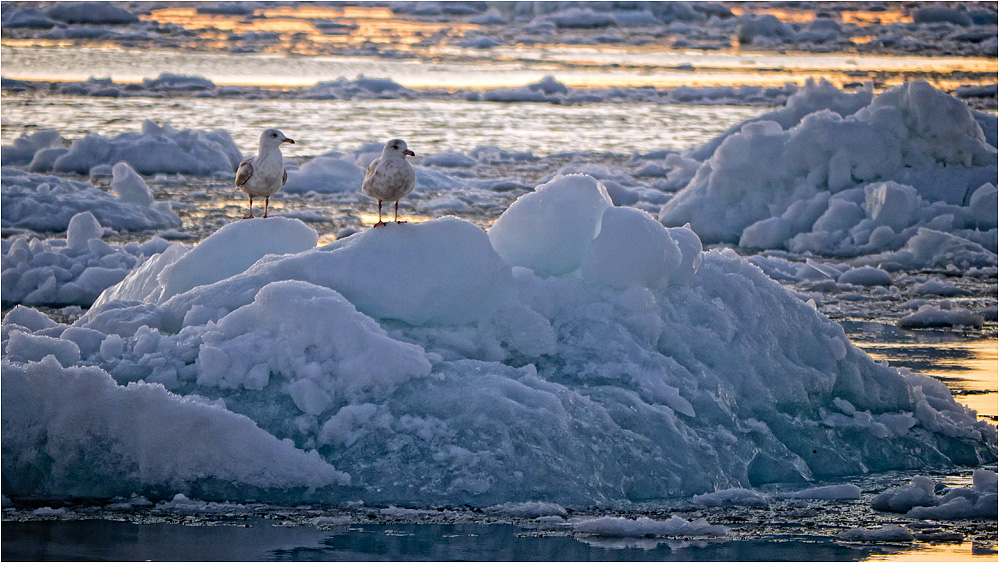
(842, 321, 998, 422)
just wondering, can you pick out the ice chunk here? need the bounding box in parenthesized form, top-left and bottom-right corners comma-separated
(780, 484, 861, 500)
(158, 217, 318, 301)
(969, 184, 998, 230)
(837, 525, 913, 542)
(488, 174, 612, 277)
(66, 212, 103, 250)
(3, 305, 58, 332)
(837, 267, 892, 287)
(872, 476, 938, 513)
(1, 356, 349, 499)
(897, 305, 984, 329)
(110, 162, 154, 206)
(2, 168, 181, 232)
(692, 487, 769, 507)
(581, 207, 681, 289)
(574, 515, 727, 537)
(865, 182, 919, 231)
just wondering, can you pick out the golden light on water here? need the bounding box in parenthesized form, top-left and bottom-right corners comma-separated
(139, 6, 480, 55)
(866, 540, 997, 562)
(729, 7, 913, 26)
(857, 339, 999, 423)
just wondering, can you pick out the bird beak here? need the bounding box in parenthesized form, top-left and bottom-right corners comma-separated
(283, 138, 295, 144)
(404, 149, 415, 156)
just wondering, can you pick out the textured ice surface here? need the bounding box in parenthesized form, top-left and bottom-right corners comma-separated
(872, 470, 997, 520)
(660, 81, 998, 265)
(2, 175, 995, 506)
(2, 212, 171, 306)
(1, 168, 181, 233)
(3, 120, 241, 176)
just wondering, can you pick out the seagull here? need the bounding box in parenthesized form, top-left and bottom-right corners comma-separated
(361, 139, 416, 227)
(236, 128, 294, 218)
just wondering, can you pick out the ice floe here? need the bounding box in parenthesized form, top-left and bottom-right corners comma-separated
(872, 470, 998, 520)
(1, 168, 181, 233)
(660, 80, 997, 263)
(2, 173, 994, 506)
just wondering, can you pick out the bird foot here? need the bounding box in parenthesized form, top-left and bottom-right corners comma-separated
(242, 214, 255, 219)
(373, 221, 388, 228)
(394, 220, 408, 224)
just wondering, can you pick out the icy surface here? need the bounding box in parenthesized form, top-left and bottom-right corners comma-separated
(2, 177, 995, 505)
(872, 470, 998, 520)
(660, 81, 998, 263)
(572, 515, 728, 538)
(2, 213, 171, 306)
(1, 168, 181, 232)
(2, 120, 241, 176)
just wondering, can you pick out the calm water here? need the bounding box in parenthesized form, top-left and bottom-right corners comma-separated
(2, 518, 993, 562)
(0, 94, 762, 157)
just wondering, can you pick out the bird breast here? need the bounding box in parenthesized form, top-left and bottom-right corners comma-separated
(362, 158, 416, 201)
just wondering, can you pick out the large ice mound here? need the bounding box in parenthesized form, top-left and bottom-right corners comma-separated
(660, 80, 998, 260)
(3, 174, 995, 505)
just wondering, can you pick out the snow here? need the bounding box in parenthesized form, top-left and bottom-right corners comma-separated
(3, 120, 241, 176)
(2, 178, 995, 505)
(660, 80, 997, 260)
(1, 168, 181, 232)
(872, 470, 998, 520)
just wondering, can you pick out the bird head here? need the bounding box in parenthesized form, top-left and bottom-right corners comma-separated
(261, 128, 295, 149)
(384, 139, 415, 158)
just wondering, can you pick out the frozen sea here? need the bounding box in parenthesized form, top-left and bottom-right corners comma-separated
(1, 1, 997, 561)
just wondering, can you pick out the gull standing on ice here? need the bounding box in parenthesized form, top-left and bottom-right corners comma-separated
(236, 128, 294, 218)
(362, 139, 416, 227)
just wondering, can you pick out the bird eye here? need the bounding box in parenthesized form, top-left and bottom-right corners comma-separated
(271, 133, 278, 137)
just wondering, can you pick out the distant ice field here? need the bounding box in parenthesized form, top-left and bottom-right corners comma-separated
(0, 95, 762, 158)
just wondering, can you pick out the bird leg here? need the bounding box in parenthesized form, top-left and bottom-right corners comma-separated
(374, 200, 387, 228)
(394, 201, 407, 224)
(243, 196, 254, 219)
(263, 196, 270, 218)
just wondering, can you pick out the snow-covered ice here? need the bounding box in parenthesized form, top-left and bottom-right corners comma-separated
(2, 212, 171, 307)
(2, 120, 241, 177)
(1, 168, 181, 233)
(660, 80, 997, 263)
(871, 470, 997, 520)
(2, 174, 995, 506)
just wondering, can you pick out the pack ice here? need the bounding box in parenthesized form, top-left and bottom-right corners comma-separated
(660, 80, 998, 265)
(2, 174, 996, 506)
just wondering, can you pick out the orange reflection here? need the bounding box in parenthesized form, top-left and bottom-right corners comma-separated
(866, 540, 997, 562)
(857, 339, 998, 422)
(729, 7, 912, 27)
(139, 5, 479, 55)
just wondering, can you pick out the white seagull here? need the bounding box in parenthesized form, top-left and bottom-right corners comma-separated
(236, 128, 294, 218)
(361, 139, 416, 227)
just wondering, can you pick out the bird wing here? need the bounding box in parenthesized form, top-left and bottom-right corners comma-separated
(235, 158, 254, 187)
(363, 157, 381, 184)
(282, 168, 288, 186)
